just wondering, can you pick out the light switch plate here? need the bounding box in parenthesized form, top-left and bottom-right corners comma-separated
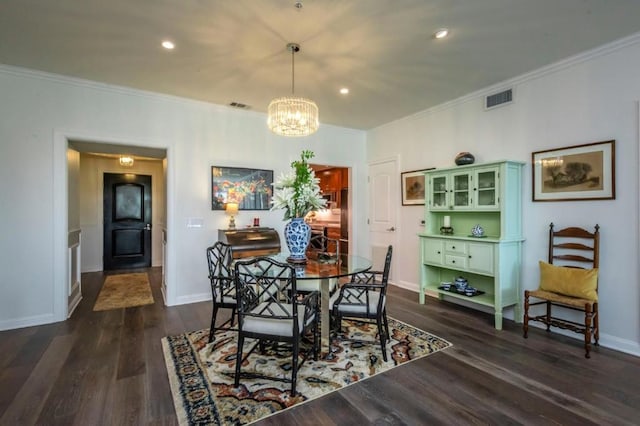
(187, 217, 204, 228)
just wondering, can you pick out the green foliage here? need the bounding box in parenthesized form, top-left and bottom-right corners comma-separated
(271, 150, 326, 219)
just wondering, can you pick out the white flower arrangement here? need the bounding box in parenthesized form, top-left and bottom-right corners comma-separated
(271, 150, 326, 220)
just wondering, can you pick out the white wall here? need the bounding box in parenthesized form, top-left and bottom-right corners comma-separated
(367, 35, 640, 355)
(0, 66, 367, 330)
(79, 154, 165, 272)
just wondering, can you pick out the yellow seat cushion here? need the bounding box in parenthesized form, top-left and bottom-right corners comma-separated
(538, 261, 598, 301)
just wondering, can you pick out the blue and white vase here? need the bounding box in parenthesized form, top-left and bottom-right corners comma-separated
(284, 218, 311, 263)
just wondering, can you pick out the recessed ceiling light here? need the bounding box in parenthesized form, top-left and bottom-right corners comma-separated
(161, 40, 175, 50)
(434, 28, 449, 39)
(340, 88, 349, 95)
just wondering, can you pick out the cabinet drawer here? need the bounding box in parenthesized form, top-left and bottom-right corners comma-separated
(444, 254, 467, 269)
(444, 241, 467, 254)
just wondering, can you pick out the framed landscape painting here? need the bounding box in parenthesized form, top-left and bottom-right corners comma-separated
(532, 140, 615, 201)
(401, 169, 433, 205)
(211, 166, 273, 210)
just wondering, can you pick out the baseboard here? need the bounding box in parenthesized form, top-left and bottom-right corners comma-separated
(522, 321, 640, 358)
(392, 280, 418, 292)
(599, 334, 640, 357)
(175, 292, 211, 306)
(67, 294, 82, 318)
(0, 313, 58, 332)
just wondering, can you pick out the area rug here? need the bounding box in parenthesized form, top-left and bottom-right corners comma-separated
(162, 317, 452, 425)
(93, 272, 154, 311)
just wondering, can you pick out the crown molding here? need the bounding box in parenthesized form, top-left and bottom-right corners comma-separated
(372, 31, 640, 132)
(0, 63, 261, 117)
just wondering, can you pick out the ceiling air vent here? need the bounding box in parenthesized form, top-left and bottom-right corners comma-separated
(229, 102, 250, 109)
(485, 89, 513, 110)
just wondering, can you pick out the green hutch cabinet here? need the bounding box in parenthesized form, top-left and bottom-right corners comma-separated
(418, 160, 524, 329)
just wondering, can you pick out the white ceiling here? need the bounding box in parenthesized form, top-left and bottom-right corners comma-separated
(2, 0, 640, 130)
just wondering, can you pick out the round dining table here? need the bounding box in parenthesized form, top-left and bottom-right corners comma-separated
(271, 253, 373, 356)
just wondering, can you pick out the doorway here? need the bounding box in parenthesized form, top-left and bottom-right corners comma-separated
(103, 172, 152, 270)
(368, 157, 399, 275)
(309, 165, 350, 255)
(53, 134, 170, 323)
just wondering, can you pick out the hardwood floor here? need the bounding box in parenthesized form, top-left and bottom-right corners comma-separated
(1, 267, 639, 425)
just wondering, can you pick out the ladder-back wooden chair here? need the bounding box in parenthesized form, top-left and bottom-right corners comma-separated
(523, 223, 600, 358)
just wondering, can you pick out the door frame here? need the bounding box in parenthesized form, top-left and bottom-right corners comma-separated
(53, 129, 174, 323)
(367, 156, 400, 281)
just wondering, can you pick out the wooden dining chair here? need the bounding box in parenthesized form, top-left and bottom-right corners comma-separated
(206, 241, 236, 343)
(233, 256, 319, 395)
(330, 245, 392, 361)
(523, 223, 600, 358)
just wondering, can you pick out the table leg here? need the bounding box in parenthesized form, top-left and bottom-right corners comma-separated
(320, 277, 330, 357)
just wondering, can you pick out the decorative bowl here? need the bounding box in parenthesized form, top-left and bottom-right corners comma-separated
(471, 224, 485, 237)
(440, 281, 452, 290)
(464, 287, 477, 296)
(455, 152, 475, 166)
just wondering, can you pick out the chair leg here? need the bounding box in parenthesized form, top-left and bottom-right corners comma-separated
(314, 306, 320, 360)
(377, 316, 388, 362)
(383, 309, 390, 342)
(584, 304, 593, 359)
(230, 307, 236, 327)
(523, 291, 530, 338)
(593, 302, 600, 346)
(291, 338, 299, 395)
(545, 301, 552, 332)
(208, 305, 219, 343)
(234, 334, 244, 387)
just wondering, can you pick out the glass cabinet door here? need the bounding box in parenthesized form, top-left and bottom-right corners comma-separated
(474, 167, 499, 209)
(429, 174, 449, 210)
(451, 172, 472, 208)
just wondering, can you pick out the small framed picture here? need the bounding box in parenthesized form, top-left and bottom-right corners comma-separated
(532, 140, 615, 202)
(401, 169, 433, 205)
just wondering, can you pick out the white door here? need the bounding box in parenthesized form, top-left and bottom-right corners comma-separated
(368, 158, 398, 275)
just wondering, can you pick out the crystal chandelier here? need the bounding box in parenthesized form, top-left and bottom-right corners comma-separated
(267, 43, 319, 137)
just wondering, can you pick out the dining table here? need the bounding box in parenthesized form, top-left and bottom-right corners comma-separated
(271, 252, 373, 356)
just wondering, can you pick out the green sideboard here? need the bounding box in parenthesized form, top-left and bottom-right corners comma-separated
(418, 160, 525, 329)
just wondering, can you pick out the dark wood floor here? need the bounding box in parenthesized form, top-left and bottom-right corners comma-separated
(1, 267, 639, 425)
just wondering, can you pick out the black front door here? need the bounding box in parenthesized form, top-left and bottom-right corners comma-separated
(103, 173, 152, 270)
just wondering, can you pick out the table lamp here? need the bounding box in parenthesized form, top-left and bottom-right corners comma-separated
(225, 202, 239, 229)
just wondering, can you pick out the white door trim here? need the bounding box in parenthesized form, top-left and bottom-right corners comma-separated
(53, 129, 175, 323)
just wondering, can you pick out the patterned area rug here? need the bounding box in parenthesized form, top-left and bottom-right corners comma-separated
(162, 317, 452, 425)
(93, 272, 154, 311)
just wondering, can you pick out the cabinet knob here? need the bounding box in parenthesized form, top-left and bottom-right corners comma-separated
(468, 255, 472, 258)
(437, 251, 441, 254)
(452, 260, 456, 263)
(452, 246, 456, 249)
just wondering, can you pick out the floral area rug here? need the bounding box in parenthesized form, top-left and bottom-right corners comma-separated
(162, 318, 451, 425)
(161, 317, 452, 425)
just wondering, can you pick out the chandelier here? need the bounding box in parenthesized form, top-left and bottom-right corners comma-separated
(267, 43, 319, 137)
